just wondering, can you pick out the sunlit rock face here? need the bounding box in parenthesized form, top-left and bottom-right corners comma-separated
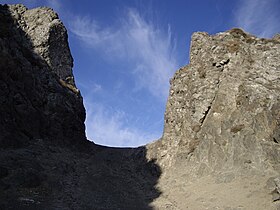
(0, 4, 86, 148)
(149, 29, 280, 177)
(147, 28, 280, 209)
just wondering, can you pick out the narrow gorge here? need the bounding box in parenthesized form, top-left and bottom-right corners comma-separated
(0, 4, 279, 210)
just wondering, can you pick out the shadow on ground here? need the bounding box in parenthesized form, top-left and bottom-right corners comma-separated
(0, 4, 161, 209)
(0, 143, 162, 209)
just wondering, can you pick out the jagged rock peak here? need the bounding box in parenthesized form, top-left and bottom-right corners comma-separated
(0, 7, 161, 210)
(0, 4, 86, 147)
(6, 4, 75, 82)
(148, 28, 280, 177)
(145, 28, 280, 209)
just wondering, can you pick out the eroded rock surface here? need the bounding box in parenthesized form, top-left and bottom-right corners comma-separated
(147, 29, 280, 209)
(0, 4, 85, 148)
(0, 4, 161, 209)
(1, 3, 280, 210)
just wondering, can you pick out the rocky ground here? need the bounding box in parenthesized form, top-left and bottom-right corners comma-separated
(151, 174, 280, 210)
(0, 141, 161, 209)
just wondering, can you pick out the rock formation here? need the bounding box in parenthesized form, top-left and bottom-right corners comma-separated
(0, 3, 280, 210)
(147, 29, 280, 209)
(0, 4, 161, 209)
(0, 4, 85, 148)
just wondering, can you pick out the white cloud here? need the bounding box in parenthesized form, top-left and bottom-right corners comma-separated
(91, 83, 102, 93)
(69, 8, 178, 99)
(234, 0, 280, 38)
(84, 100, 160, 147)
(69, 8, 177, 147)
(69, 16, 113, 47)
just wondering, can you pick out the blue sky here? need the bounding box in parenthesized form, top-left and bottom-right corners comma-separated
(2, 0, 280, 147)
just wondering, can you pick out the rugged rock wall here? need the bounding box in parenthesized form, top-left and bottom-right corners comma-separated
(0, 4, 85, 147)
(148, 28, 280, 181)
(146, 28, 280, 210)
(1, 3, 280, 209)
(0, 5, 161, 210)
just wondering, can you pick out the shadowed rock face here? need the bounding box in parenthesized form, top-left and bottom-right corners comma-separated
(0, 4, 85, 148)
(0, 4, 162, 210)
(1, 3, 280, 210)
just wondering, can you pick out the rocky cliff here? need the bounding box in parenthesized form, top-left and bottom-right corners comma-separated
(147, 29, 280, 209)
(0, 4, 85, 148)
(0, 5, 161, 209)
(1, 3, 280, 210)
(149, 28, 280, 174)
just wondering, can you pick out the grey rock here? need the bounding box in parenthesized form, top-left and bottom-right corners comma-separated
(273, 177, 280, 202)
(275, 178, 280, 194)
(148, 28, 280, 179)
(215, 172, 235, 184)
(146, 28, 280, 209)
(0, 5, 161, 210)
(272, 192, 280, 202)
(1, 3, 280, 210)
(0, 4, 86, 148)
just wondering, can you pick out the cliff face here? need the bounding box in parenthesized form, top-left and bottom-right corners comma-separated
(1, 3, 280, 210)
(147, 29, 280, 209)
(0, 4, 85, 147)
(149, 29, 280, 175)
(0, 5, 160, 209)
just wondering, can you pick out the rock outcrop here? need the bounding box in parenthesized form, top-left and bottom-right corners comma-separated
(1, 3, 280, 210)
(0, 4, 85, 148)
(147, 29, 280, 209)
(149, 28, 280, 175)
(0, 4, 161, 209)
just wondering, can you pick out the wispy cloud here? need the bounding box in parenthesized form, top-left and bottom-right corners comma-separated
(69, 8, 178, 99)
(91, 83, 102, 93)
(84, 100, 160, 147)
(69, 16, 113, 47)
(234, 0, 280, 38)
(69, 8, 177, 147)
